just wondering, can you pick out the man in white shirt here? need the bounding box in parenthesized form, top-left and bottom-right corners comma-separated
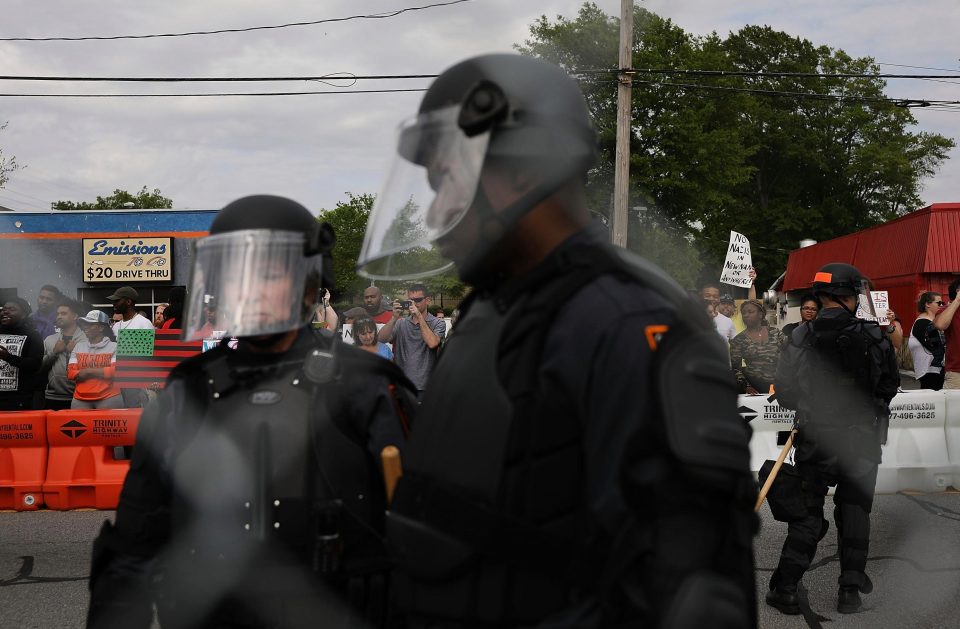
(702, 283, 736, 344)
(107, 286, 154, 407)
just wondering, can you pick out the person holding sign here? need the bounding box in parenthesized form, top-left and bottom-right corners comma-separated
(0, 297, 44, 411)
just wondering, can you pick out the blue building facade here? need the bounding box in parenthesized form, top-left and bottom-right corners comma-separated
(0, 210, 217, 316)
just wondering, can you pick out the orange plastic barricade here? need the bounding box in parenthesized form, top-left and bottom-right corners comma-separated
(0, 411, 48, 511)
(43, 408, 141, 510)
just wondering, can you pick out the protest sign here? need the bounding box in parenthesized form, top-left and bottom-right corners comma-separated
(0, 334, 27, 391)
(720, 231, 753, 288)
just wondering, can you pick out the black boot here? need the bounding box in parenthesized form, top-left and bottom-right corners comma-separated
(837, 586, 862, 614)
(765, 585, 800, 615)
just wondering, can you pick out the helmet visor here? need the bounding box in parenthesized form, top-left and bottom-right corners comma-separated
(358, 105, 490, 280)
(183, 229, 321, 340)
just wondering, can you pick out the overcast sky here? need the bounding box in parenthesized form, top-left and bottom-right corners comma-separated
(1, 0, 958, 214)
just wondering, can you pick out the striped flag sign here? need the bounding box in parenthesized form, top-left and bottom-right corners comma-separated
(114, 329, 203, 389)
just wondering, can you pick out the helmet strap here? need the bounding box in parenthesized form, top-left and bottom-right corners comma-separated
(457, 166, 574, 286)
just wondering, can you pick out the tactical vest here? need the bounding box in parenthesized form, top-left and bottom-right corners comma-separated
(796, 316, 886, 426)
(158, 334, 401, 628)
(388, 243, 756, 626)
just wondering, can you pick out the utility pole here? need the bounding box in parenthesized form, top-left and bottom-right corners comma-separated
(611, 0, 633, 248)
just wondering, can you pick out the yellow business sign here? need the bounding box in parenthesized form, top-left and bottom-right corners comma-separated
(82, 237, 173, 283)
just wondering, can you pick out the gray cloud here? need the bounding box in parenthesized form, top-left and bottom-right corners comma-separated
(0, 0, 956, 216)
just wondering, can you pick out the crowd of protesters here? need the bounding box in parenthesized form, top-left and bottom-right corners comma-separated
(706, 276, 959, 393)
(4, 273, 956, 415)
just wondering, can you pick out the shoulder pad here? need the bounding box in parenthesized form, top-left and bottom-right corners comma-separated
(606, 246, 714, 331)
(657, 325, 752, 475)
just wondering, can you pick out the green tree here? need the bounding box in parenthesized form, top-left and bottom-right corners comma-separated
(318, 193, 377, 300)
(51, 186, 173, 211)
(318, 193, 466, 306)
(0, 122, 24, 190)
(518, 2, 953, 285)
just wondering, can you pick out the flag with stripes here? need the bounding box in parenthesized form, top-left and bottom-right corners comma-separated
(115, 329, 202, 389)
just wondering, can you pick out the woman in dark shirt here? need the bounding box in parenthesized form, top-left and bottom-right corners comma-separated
(782, 295, 820, 339)
(910, 291, 946, 390)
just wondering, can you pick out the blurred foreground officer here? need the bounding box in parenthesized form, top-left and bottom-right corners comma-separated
(357, 53, 756, 628)
(769, 263, 898, 615)
(87, 196, 416, 629)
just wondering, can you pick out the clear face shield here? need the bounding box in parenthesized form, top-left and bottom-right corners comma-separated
(183, 229, 321, 340)
(357, 105, 490, 280)
(852, 278, 880, 321)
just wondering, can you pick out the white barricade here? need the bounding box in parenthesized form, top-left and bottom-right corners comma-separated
(744, 389, 956, 494)
(945, 390, 960, 489)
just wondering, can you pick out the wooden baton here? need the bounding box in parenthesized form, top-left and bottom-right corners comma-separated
(381, 445, 403, 505)
(754, 429, 798, 513)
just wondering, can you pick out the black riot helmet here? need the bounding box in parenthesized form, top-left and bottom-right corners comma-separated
(357, 53, 597, 280)
(811, 263, 875, 317)
(183, 195, 335, 340)
(811, 263, 868, 298)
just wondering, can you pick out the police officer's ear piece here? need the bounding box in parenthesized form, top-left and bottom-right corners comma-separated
(305, 222, 336, 256)
(458, 81, 508, 137)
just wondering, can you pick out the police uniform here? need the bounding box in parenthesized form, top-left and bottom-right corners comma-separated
(770, 265, 899, 614)
(356, 53, 757, 628)
(384, 230, 757, 627)
(87, 196, 415, 629)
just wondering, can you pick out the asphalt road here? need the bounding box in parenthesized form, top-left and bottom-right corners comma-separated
(2, 492, 959, 628)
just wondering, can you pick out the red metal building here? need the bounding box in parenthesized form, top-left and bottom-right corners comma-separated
(782, 203, 960, 332)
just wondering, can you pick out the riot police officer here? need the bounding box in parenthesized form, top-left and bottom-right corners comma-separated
(768, 263, 899, 615)
(357, 53, 756, 627)
(87, 196, 415, 629)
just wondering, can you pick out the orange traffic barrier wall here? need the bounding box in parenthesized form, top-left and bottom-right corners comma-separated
(43, 409, 141, 510)
(0, 411, 48, 511)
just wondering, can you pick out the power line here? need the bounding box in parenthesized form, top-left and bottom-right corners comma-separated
(0, 74, 438, 83)
(0, 0, 473, 42)
(0, 88, 428, 98)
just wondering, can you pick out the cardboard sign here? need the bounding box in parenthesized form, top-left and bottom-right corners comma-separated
(720, 231, 753, 288)
(0, 334, 26, 391)
(871, 291, 890, 321)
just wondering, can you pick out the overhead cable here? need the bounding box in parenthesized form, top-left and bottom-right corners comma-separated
(0, 0, 473, 42)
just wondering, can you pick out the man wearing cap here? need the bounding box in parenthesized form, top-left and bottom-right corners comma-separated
(108, 286, 154, 336)
(108, 286, 153, 408)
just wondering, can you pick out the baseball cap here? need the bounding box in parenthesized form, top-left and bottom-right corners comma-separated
(106, 286, 139, 302)
(78, 310, 111, 325)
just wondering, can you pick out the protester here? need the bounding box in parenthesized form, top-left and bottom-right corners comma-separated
(152, 303, 168, 328)
(0, 297, 44, 411)
(87, 195, 416, 629)
(377, 284, 445, 397)
(363, 285, 394, 324)
(357, 53, 755, 627)
(769, 263, 898, 615)
(158, 287, 186, 330)
(67, 310, 123, 410)
(40, 298, 86, 410)
(30, 284, 61, 340)
(730, 299, 785, 394)
(912, 291, 946, 390)
(782, 294, 820, 337)
(702, 282, 736, 344)
(107, 286, 153, 407)
(108, 286, 154, 335)
(313, 288, 339, 330)
(353, 316, 393, 360)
